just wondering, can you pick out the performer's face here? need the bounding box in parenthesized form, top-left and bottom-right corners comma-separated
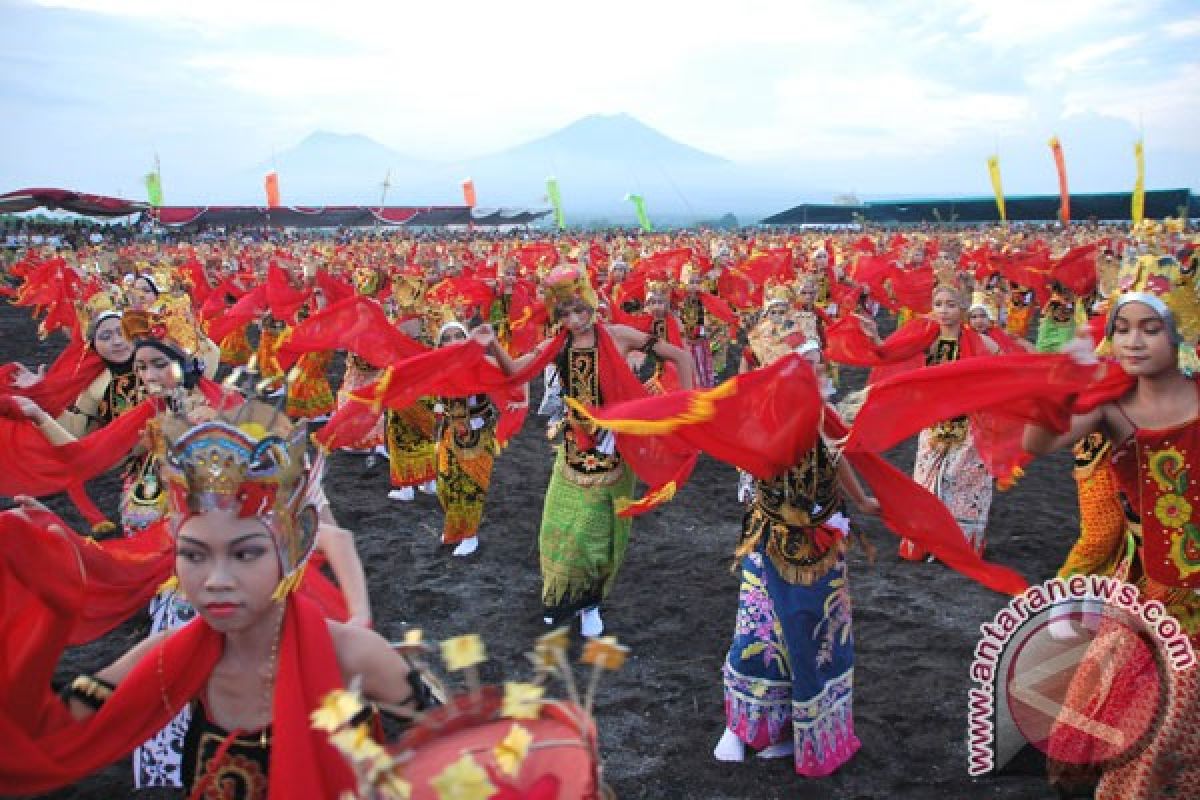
(175, 509, 282, 634)
(1111, 301, 1176, 376)
(134, 345, 182, 394)
(92, 317, 133, 364)
(131, 278, 158, 310)
(797, 286, 816, 306)
(439, 327, 468, 346)
(968, 309, 991, 333)
(557, 300, 594, 334)
(933, 289, 963, 327)
(644, 293, 667, 318)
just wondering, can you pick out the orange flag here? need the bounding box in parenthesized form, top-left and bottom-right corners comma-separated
(264, 172, 281, 208)
(1048, 136, 1070, 224)
(461, 178, 477, 207)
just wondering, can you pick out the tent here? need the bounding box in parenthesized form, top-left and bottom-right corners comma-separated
(1, 187, 550, 228)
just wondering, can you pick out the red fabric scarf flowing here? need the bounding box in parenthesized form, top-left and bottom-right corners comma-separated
(0, 507, 353, 797)
(824, 316, 941, 382)
(575, 358, 1027, 595)
(319, 325, 697, 515)
(3, 335, 107, 418)
(275, 295, 427, 371)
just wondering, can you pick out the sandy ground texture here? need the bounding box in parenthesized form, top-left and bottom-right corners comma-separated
(3, 300, 1080, 800)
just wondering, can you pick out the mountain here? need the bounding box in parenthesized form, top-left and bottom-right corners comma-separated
(210, 116, 827, 219)
(231, 131, 429, 205)
(487, 113, 730, 167)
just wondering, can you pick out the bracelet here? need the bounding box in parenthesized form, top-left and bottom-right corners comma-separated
(63, 674, 116, 710)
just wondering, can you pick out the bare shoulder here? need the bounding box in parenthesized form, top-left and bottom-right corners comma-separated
(97, 630, 170, 685)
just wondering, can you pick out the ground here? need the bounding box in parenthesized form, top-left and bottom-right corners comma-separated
(5, 301, 1080, 800)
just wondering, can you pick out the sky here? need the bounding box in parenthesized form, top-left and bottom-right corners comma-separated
(3, 0, 1198, 204)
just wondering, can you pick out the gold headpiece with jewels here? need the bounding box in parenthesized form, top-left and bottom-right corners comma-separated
(1108, 251, 1195, 347)
(644, 277, 672, 301)
(154, 399, 323, 598)
(77, 290, 122, 342)
(680, 262, 699, 284)
(542, 265, 598, 314)
(763, 280, 793, 310)
(968, 289, 1000, 322)
(120, 299, 202, 355)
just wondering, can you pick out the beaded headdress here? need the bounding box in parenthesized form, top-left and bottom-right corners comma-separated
(763, 281, 793, 311)
(154, 400, 323, 598)
(120, 301, 202, 355)
(968, 289, 1000, 322)
(542, 265, 598, 314)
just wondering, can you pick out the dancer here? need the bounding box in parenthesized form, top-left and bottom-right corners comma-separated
(1023, 250, 1200, 799)
(432, 320, 503, 557)
(0, 400, 434, 798)
(902, 281, 999, 559)
(481, 265, 694, 636)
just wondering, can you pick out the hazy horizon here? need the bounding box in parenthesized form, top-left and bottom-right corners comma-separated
(4, 0, 1198, 218)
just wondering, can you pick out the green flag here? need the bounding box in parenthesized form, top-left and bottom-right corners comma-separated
(545, 177, 565, 230)
(625, 193, 651, 232)
(144, 170, 163, 207)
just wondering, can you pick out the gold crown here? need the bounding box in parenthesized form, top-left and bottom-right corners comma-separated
(968, 289, 1000, 321)
(120, 299, 201, 355)
(644, 278, 672, 300)
(155, 400, 321, 598)
(763, 281, 793, 309)
(543, 265, 598, 313)
(77, 290, 121, 341)
(1114, 252, 1200, 348)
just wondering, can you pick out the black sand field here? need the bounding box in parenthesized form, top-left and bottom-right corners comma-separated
(5, 300, 1079, 800)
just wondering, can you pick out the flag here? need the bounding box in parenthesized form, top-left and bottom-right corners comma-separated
(545, 177, 565, 230)
(626, 193, 651, 232)
(987, 155, 1006, 224)
(143, 155, 163, 207)
(264, 171, 281, 209)
(1048, 136, 1070, 224)
(1132, 139, 1145, 225)
(143, 171, 162, 207)
(462, 178, 477, 208)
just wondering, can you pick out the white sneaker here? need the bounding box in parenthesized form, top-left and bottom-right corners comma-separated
(418, 480, 438, 495)
(373, 444, 390, 460)
(757, 740, 794, 759)
(713, 728, 746, 762)
(452, 537, 479, 557)
(388, 487, 415, 502)
(580, 606, 603, 638)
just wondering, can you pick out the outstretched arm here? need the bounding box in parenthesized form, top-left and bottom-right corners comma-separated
(1023, 407, 1104, 456)
(608, 323, 695, 390)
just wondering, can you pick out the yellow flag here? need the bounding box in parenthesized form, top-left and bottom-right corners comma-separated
(1132, 139, 1145, 225)
(987, 155, 1007, 224)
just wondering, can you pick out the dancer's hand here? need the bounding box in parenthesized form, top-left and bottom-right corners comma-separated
(1061, 336, 1099, 366)
(856, 496, 881, 516)
(470, 324, 496, 349)
(11, 363, 45, 388)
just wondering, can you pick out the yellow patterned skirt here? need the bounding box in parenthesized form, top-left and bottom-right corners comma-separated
(218, 326, 253, 367)
(436, 425, 497, 544)
(285, 351, 334, 419)
(386, 399, 436, 488)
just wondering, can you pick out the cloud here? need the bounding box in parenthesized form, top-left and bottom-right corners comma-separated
(1162, 16, 1200, 38)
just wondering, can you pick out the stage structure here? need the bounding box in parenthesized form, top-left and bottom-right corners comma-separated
(761, 188, 1197, 226)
